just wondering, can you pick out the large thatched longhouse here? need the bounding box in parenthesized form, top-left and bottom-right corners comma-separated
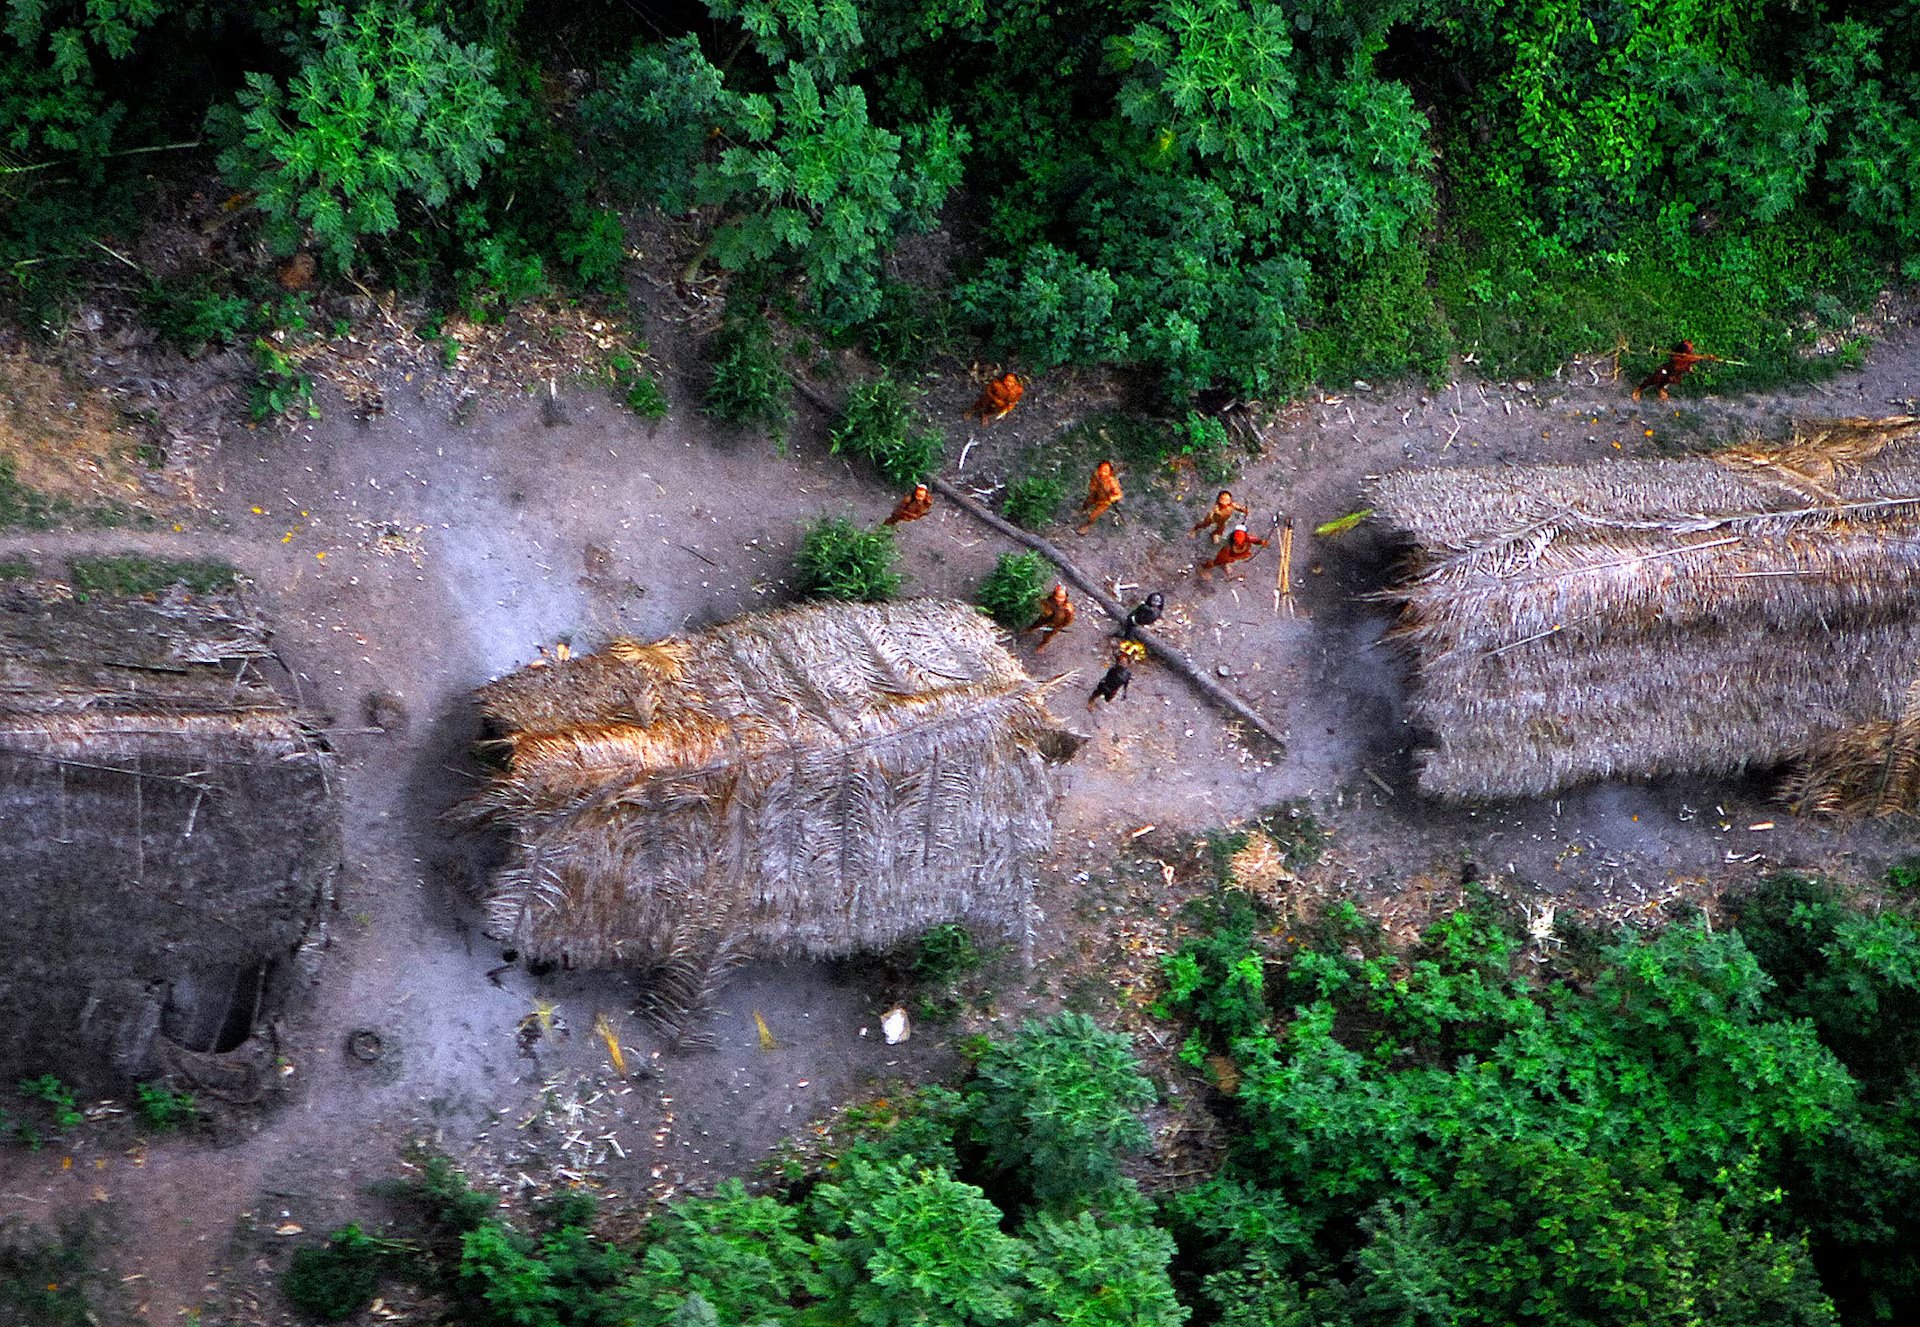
(1371, 417, 1920, 812)
(465, 600, 1083, 1020)
(0, 585, 339, 1094)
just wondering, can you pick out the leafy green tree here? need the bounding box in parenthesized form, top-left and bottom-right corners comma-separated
(809, 1156, 1024, 1327)
(215, 4, 507, 269)
(958, 246, 1127, 373)
(1810, 20, 1920, 275)
(1351, 1142, 1836, 1327)
(0, 0, 177, 159)
(969, 1012, 1156, 1203)
(588, 10, 966, 327)
(1020, 1211, 1188, 1327)
(708, 0, 863, 78)
(632, 1179, 815, 1325)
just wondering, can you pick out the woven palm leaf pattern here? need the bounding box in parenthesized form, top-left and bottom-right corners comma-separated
(1369, 418, 1920, 811)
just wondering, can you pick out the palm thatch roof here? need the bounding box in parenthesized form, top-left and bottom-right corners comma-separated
(1369, 417, 1920, 811)
(0, 585, 339, 1093)
(463, 600, 1083, 1020)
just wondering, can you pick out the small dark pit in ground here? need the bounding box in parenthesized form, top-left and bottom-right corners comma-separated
(363, 690, 409, 734)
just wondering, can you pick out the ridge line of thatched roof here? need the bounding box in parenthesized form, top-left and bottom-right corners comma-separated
(474, 679, 1065, 828)
(1372, 416, 1920, 808)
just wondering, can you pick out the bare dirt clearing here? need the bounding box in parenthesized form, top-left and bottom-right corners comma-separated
(5, 315, 1920, 1320)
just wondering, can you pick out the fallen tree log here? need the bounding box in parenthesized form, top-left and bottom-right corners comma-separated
(791, 378, 1286, 750)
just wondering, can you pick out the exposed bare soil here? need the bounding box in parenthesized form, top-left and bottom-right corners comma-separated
(4, 293, 1920, 1321)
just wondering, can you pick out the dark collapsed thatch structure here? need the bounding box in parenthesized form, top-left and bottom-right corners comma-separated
(0, 586, 339, 1094)
(465, 600, 1082, 1016)
(1370, 417, 1920, 812)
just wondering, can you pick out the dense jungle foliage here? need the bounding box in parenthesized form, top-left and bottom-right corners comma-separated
(274, 865, 1920, 1326)
(3, 1, 1917, 396)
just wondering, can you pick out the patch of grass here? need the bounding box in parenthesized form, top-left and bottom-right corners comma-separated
(976, 551, 1049, 630)
(249, 296, 322, 423)
(1888, 858, 1920, 894)
(1203, 801, 1330, 885)
(604, 350, 668, 419)
(0, 1214, 102, 1327)
(250, 339, 318, 423)
(132, 1083, 198, 1132)
(871, 923, 1006, 1025)
(704, 305, 793, 435)
(1170, 411, 1237, 486)
(1001, 474, 1066, 529)
(829, 375, 945, 487)
(0, 457, 58, 529)
(1435, 200, 1888, 391)
(9, 1076, 81, 1147)
(67, 554, 236, 598)
(283, 1224, 393, 1321)
(140, 276, 250, 357)
(913, 923, 988, 986)
(793, 517, 900, 602)
(0, 557, 33, 580)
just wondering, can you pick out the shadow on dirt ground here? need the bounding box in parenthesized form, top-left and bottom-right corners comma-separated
(5, 307, 1920, 1319)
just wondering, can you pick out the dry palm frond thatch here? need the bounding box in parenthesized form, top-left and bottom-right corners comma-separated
(0, 586, 339, 1090)
(1370, 417, 1920, 813)
(463, 599, 1083, 1026)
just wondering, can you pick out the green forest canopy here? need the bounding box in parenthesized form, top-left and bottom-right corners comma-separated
(247, 866, 1920, 1327)
(4, 1, 1918, 391)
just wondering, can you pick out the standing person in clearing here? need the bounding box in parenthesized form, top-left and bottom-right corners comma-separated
(1117, 592, 1165, 639)
(1633, 340, 1718, 402)
(1077, 460, 1123, 533)
(1199, 527, 1267, 580)
(882, 484, 933, 526)
(1190, 490, 1249, 542)
(965, 372, 1024, 423)
(1024, 583, 1075, 652)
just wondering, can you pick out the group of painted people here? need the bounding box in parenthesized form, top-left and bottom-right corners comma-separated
(877, 372, 1292, 714)
(1027, 469, 1274, 709)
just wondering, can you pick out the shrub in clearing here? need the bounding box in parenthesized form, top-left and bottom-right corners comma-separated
(976, 551, 1049, 630)
(793, 518, 900, 602)
(283, 1224, 385, 1321)
(830, 375, 945, 488)
(969, 1012, 1156, 1203)
(1002, 474, 1066, 529)
(703, 307, 791, 434)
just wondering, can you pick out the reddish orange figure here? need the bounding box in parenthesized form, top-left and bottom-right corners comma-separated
(1025, 583, 1075, 652)
(1199, 527, 1268, 579)
(1076, 460, 1123, 533)
(1190, 489, 1250, 542)
(1633, 340, 1716, 401)
(965, 372, 1024, 423)
(883, 483, 933, 526)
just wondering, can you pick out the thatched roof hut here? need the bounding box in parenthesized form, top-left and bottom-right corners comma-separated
(0, 585, 339, 1094)
(464, 600, 1082, 1017)
(1370, 417, 1920, 812)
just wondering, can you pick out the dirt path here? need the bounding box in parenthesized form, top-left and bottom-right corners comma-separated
(6, 321, 1920, 1320)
